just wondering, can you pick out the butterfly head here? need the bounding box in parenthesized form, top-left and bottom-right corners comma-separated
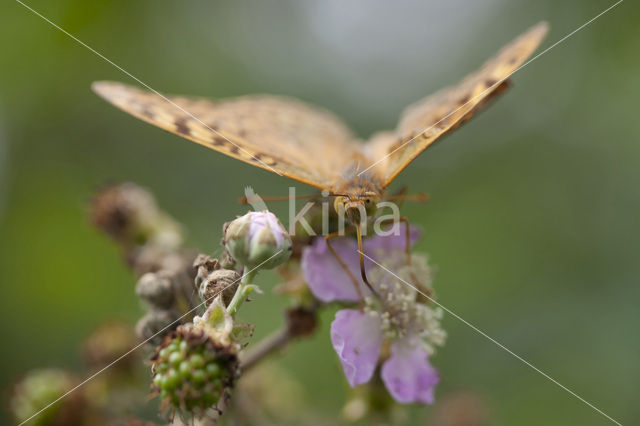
(333, 191, 381, 225)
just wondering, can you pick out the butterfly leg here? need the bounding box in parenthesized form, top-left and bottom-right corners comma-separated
(379, 216, 433, 300)
(384, 191, 429, 205)
(376, 216, 412, 264)
(399, 216, 412, 267)
(399, 216, 433, 300)
(325, 231, 370, 309)
(390, 185, 409, 209)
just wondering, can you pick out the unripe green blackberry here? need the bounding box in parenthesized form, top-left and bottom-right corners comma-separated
(151, 324, 238, 417)
(10, 369, 87, 426)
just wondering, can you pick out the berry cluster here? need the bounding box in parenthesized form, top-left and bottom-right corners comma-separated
(151, 325, 237, 415)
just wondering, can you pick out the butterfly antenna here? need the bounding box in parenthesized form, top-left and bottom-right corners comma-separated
(384, 193, 430, 203)
(239, 192, 347, 205)
(355, 222, 376, 295)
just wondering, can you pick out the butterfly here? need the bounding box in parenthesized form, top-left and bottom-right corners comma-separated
(93, 22, 548, 295)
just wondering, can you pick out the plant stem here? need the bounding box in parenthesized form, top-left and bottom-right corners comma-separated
(240, 304, 320, 371)
(227, 268, 256, 316)
(240, 327, 291, 371)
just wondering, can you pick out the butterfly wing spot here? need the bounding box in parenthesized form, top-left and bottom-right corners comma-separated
(458, 95, 471, 104)
(211, 136, 226, 147)
(485, 79, 499, 89)
(204, 133, 277, 166)
(173, 117, 191, 136)
(253, 153, 278, 167)
(186, 121, 218, 143)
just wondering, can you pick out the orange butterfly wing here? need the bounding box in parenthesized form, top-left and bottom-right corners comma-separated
(94, 22, 549, 192)
(92, 81, 361, 190)
(364, 22, 549, 186)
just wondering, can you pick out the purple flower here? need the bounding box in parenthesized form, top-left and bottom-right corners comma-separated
(301, 224, 445, 404)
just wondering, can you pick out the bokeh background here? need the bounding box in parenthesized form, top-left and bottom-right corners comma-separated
(1, 0, 638, 424)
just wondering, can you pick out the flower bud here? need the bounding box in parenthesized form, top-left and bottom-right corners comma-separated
(83, 321, 138, 372)
(193, 254, 239, 307)
(135, 309, 181, 346)
(199, 269, 241, 307)
(285, 307, 317, 338)
(89, 183, 183, 249)
(223, 211, 292, 270)
(219, 249, 237, 270)
(136, 271, 175, 309)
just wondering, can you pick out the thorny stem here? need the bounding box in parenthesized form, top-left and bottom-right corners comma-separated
(227, 268, 256, 317)
(241, 304, 319, 371)
(240, 327, 291, 372)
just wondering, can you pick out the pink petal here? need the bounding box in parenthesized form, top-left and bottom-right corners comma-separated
(381, 338, 439, 404)
(366, 222, 420, 254)
(247, 211, 284, 246)
(301, 236, 367, 302)
(331, 309, 383, 387)
(300, 223, 420, 303)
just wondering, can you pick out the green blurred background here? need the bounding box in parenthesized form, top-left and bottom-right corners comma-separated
(1, 0, 638, 424)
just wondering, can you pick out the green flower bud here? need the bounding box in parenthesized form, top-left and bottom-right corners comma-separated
(223, 211, 292, 270)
